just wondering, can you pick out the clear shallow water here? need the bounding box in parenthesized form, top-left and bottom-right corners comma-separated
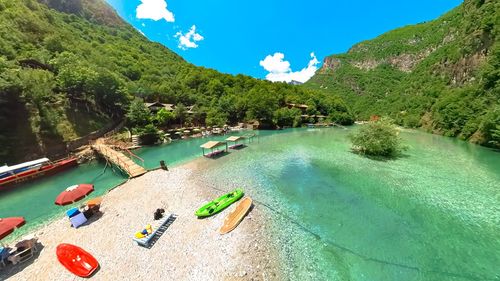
(201, 128, 500, 281)
(0, 132, 262, 242)
(133, 133, 245, 169)
(1, 127, 498, 281)
(0, 161, 127, 242)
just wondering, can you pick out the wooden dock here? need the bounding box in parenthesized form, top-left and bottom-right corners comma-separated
(92, 143, 147, 178)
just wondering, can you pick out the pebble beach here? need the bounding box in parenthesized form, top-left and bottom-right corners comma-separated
(1, 160, 282, 280)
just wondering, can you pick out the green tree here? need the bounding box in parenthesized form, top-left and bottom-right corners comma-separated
(349, 117, 407, 158)
(273, 108, 301, 128)
(134, 123, 161, 144)
(490, 125, 500, 147)
(173, 103, 187, 127)
(87, 69, 130, 114)
(246, 88, 278, 125)
(56, 64, 95, 98)
(44, 35, 65, 53)
(18, 69, 60, 136)
(206, 79, 225, 97)
(126, 100, 150, 127)
(155, 108, 174, 127)
(206, 108, 228, 127)
(189, 105, 204, 126)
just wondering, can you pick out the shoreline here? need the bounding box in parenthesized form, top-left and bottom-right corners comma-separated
(1, 159, 282, 280)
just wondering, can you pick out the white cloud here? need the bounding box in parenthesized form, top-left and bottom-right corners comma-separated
(259, 53, 291, 73)
(260, 52, 320, 83)
(175, 25, 204, 50)
(136, 0, 175, 22)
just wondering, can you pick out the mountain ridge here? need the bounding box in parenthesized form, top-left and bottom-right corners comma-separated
(306, 0, 499, 148)
(0, 0, 352, 163)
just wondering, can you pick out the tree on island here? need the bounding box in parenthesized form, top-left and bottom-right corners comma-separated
(349, 117, 407, 158)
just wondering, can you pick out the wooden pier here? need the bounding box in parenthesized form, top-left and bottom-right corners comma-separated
(92, 143, 147, 178)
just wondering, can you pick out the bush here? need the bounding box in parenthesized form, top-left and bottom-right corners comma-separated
(135, 123, 161, 145)
(155, 108, 174, 127)
(273, 108, 301, 128)
(349, 117, 407, 158)
(206, 109, 228, 127)
(329, 111, 355, 125)
(490, 125, 500, 147)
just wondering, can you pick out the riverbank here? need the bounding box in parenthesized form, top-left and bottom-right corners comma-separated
(1, 160, 282, 280)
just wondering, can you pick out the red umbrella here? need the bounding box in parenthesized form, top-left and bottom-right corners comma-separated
(0, 217, 26, 240)
(55, 184, 94, 206)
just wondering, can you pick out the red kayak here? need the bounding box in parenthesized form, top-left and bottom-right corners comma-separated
(56, 244, 99, 278)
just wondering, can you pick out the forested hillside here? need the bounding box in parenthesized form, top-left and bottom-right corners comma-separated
(306, 0, 499, 148)
(0, 0, 352, 164)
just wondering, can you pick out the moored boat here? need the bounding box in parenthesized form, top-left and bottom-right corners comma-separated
(0, 159, 47, 179)
(0, 157, 78, 188)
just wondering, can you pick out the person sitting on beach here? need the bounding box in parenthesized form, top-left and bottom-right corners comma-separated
(135, 224, 153, 239)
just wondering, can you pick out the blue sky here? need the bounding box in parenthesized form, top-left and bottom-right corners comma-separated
(106, 0, 462, 82)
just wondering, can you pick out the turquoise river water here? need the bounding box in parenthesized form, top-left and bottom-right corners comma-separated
(191, 128, 500, 280)
(0, 128, 499, 281)
(0, 133, 242, 241)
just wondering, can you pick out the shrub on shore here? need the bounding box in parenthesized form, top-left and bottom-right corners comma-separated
(349, 117, 407, 158)
(135, 124, 162, 145)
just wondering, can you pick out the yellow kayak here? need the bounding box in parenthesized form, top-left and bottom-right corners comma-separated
(219, 197, 253, 234)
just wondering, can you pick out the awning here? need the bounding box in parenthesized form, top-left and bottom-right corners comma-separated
(225, 136, 243, 142)
(0, 158, 50, 174)
(200, 141, 226, 149)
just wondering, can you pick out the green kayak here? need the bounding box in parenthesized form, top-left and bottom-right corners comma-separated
(195, 188, 244, 217)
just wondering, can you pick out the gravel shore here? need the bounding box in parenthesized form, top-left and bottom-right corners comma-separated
(1, 160, 282, 280)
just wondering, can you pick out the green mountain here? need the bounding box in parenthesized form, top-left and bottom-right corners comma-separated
(306, 0, 499, 148)
(0, 0, 352, 164)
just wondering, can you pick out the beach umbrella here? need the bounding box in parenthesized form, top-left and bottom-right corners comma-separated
(0, 217, 25, 240)
(55, 184, 94, 206)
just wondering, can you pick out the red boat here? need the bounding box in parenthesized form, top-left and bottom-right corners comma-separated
(0, 157, 78, 188)
(56, 243, 99, 277)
